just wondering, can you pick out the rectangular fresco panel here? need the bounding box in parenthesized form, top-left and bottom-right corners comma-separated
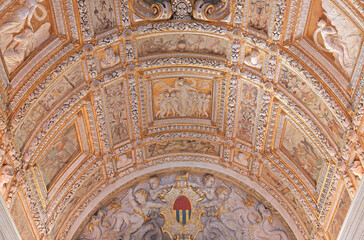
(280, 66, 344, 145)
(145, 140, 220, 158)
(236, 82, 259, 143)
(15, 64, 84, 149)
(328, 187, 351, 240)
(38, 124, 81, 189)
(89, 0, 117, 34)
(103, 80, 129, 145)
(247, 0, 273, 34)
(262, 167, 315, 234)
(152, 77, 213, 119)
(10, 194, 36, 240)
(137, 33, 228, 59)
(282, 121, 324, 185)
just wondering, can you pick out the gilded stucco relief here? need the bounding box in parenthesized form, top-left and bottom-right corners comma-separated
(0, 0, 53, 74)
(0, 0, 362, 239)
(152, 77, 212, 119)
(145, 140, 221, 158)
(136, 33, 229, 60)
(78, 173, 290, 240)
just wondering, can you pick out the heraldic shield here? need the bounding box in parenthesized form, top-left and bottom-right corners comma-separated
(173, 195, 192, 225)
(159, 173, 204, 239)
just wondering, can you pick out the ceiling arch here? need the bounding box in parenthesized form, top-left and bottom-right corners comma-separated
(0, 0, 363, 239)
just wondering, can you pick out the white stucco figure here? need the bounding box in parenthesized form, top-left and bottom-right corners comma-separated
(244, 50, 263, 69)
(0, 165, 13, 196)
(252, 203, 289, 240)
(154, 78, 211, 118)
(314, 19, 352, 70)
(114, 188, 164, 240)
(100, 48, 120, 69)
(0, 0, 49, 72)
(148, 176, 175, 201)
(314, 0, 362, 75)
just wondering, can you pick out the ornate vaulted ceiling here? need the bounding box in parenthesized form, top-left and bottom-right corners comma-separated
(0, 0, 363, 239)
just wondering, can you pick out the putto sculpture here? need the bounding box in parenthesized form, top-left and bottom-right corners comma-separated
(78, 172, 289, 240)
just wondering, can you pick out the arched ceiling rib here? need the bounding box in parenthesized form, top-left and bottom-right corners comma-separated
(0, 0, 363, 239)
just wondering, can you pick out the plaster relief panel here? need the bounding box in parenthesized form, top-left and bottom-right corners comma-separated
(114, 151, 133, 171)
(280, 120, 324, 186)
(153, 77, 212, 119)
(141, 67, 224, 131)
(144, 140, 221, 159)
(234, 80, 260, 144)
(247, 0, 273, 35)
(232, 150, 251, 170)
(261, 167, 315, 235)
(243, 47, 265, 70)
(279, 65, 344, 146)
(0, 0, 54, 74)
(136, 33, 230, 61)
(14, 63, 84, 149)
(305, 0, 363, 77)
(77, 172, 291, 240)
(102, 77, 131, 146)
(97, 44, 123, 71)
(88, 0, 117, 34)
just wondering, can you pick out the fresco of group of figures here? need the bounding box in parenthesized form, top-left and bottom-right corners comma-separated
(236, 82, 259, 143)
(137, 34, 228, 59)
(89, 0, 117, 34)
(38, 123, 81, 190)
(280, 65, 344, 145)
(78, 173, 290, 240)
(145, 140, 220, 158)
(328, 187, 351, 240)
(0, 0, 53, 73)
(282, 120, 324, 186)
(247, 0, 272, 34)
(151, 77, 213, 120)
(262, 167, 315, 234)
(15, 64, 84, 149)
(103, 79, 129, 146)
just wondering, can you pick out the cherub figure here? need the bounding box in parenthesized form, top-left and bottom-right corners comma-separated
(201, 186, 244, 239)
(188, 173, 215, 200)
(114, 188, 164, 240)
(0, 165, 14, 196)
(244, 49, 263, 69)
(148, 176, 175, 201)
(100, 48, 120, 69)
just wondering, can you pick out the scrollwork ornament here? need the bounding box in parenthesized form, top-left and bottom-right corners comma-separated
(225, 76, 238, 138)
(272, 0, 286, 41)
(77, 0, 92, 40)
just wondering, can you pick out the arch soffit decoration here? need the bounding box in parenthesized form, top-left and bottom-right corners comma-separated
(0, 0, 362, 239)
